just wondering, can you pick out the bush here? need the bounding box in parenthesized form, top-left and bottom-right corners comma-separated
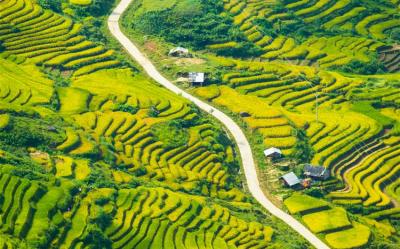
(147, 106, 159, 117)
(79, 17, 108, 44)
(83, 224, 112, 249)
(0, 115, 64, 148)
(37, 0, 61, 13)
(133, 166, 147, 177)
(114, 103, 138, 114)
(86, 167, 115, 188)
(291, 129, 314, 163)
(152, 120, 189, 149)
(333, 59, 386, 75)
(90, 209, 112, 230)
(71, 0, 113, 17)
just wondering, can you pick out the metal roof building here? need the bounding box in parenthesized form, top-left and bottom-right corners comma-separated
(168, 47, 190, 57)
(263, 147, 282, 157)
(281, 172, 300, 187)
(304, 164, 330, 180)
(188, 72, 205, 84)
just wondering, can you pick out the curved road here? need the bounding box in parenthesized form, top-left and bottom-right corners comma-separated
(108, 1, 330, 248)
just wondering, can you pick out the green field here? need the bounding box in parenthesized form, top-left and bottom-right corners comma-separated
(0, 0, 312, 248)
(0, 0, 399, 248)
(121, 0, 400, 248)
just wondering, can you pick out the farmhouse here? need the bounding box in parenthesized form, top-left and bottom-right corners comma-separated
(303, 164, 330, 180)
(281, 172, 301, 187)
(263, 147, 282, 158)
(188, 72, 205, 86)
(168, 47, 190, 57)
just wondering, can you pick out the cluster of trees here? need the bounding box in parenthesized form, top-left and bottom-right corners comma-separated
(332, 59, 387, 75)
(127, 0, 260, 57)
(0, 115, 64, 149)
(291, 128, 314, 164)
(36, 0, 113, 17)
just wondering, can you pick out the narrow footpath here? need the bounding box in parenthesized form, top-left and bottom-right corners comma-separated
(108, 1, 330, 248)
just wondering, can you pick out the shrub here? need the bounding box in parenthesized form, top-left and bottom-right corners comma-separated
(152, 121, 189, 149)
(291, 129, 314, 163)
(333, 59, 386, 75)
(86, 167, 115, 188)
(147, 106, 159, 117)
(82, 224, 112, 249)
(133, 166, 147, 177)
(37, 0, 62, 13)
(114, 103, 138, 114)
(90, 209, 112, 230)
(0, 115, 64, 149)
(71, 0, 114, 17)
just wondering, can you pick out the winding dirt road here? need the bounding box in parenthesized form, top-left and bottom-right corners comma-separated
(108, 1, 330, 248)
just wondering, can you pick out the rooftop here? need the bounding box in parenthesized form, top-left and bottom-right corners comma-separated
(264, 147, 282, 157)
(281, 172, 300, 186)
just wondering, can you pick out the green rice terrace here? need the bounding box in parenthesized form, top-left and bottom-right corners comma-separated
(0, 0, 398, 248)
(120, 0, 399, 248)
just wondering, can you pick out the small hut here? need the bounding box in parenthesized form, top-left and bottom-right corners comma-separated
(263, 147, 282, 159)
(281, 172, 301, 187)
(188, 72, 205, 86)
(168, 47, 190, 57)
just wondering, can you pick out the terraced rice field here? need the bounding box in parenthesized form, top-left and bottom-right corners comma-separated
(284, 194, 371, 248)
(0, 0, 300, 248)
(193, 26, 399, 248)
(0, 0, 399, 247)
(105, 187, 273, 249)
(221, 0, 399, 70)
(0, 0, 120, 75)
(117, 0, 400, 247)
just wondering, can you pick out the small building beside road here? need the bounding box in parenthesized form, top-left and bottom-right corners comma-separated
(263, 147, 282, 159)
(188, 72, 205, 86)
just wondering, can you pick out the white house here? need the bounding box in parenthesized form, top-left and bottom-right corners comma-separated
(263, 147, 282, 158)
(188, 72, 205, 86)
(281, 172, 300, 187)
(168, 47, 190, 57)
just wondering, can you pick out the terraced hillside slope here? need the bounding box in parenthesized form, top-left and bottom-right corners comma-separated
(122, 0, 400, 248)
(221, 0, 400, 71)
(0, 0, 310, 248)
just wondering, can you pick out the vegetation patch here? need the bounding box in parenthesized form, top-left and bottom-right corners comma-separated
(284, 193, 329, 214)
(302, 208, 352, 233)
(124, 0, 261, 56)
(58, 87, 92, 114)
(325, 222, 371, 248)
(351, 101, 395, 127)
(0, 115, 64, 149)
(151, 120, 189, 149)
(69, 0, 92, 5)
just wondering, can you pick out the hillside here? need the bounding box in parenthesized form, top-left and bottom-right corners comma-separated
(0, 0, 312, 248)
(121, 0, 400, 248)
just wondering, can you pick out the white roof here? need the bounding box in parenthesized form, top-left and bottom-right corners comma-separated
(263, 147, 282, 156)
(281, 172, 300, 186)
(188, 72, 205, 83)
(169, 47, 188, 54)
